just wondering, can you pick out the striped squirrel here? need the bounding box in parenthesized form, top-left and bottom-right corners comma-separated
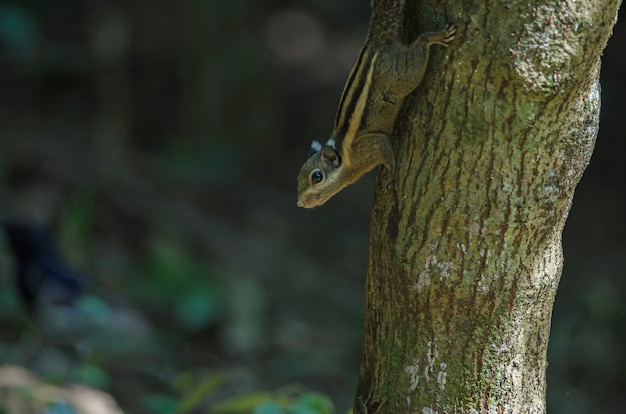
(296, 1, 457, 208)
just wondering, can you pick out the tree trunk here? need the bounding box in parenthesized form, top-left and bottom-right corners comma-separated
(355, 0, 620, 413)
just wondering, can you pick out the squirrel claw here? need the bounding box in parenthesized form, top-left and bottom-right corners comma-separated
(380, 168, 395, 192)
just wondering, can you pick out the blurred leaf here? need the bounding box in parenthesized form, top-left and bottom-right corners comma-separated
(177, 374, 226, 414)
(79, 295, 110, 317)
(222, 278, 267, 354)
(174, 284, 222, 332)
(60, 190, 97, 266)
(44, 400, 77, 414)
(288, 406, 318, 414)
(0, 4, 40, 63)
(211, 387, 336, 414)
(152, 141, 207, 183)
(211, 392, 276, 413)
(292, 393, 333, 414)
(142, 395, 179, 414)
(139, 237, 223, 325)
(75, 363, 110, 389)
(254, 402, 286, 414)
(0, 282, 21, 318)
(173, 372, 196, 391)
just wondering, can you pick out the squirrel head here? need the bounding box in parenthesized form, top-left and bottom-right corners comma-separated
(297, 142, 345, 208)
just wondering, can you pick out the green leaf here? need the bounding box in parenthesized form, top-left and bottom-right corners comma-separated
(211, 392, 275, 413)
(177, 374, 226, 413)
(287, 406, 319, 414)
(141, 395, 179, 414)
(0, 4, 40, 62)
(75, 364, 110, 389)
(254, 402, 286, 414)
(60, 190, 97, 266)
(44, 400, 77, 414)
(293, 392, 333, 414)
(174, 287, 222, 332)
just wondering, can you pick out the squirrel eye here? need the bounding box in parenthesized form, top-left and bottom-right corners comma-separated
(311, 171, 324, 184)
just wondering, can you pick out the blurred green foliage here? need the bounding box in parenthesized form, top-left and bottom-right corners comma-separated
(0, 4, 40, 64)
(139, 238, 223, 333)
(0, 0, 624, 413)
(212, 386, 334, 414)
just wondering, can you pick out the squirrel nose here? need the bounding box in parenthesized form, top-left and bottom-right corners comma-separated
(297, 200, 304, 208)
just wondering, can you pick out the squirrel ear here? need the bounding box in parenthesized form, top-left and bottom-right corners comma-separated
(308, 140, 322, 157)
(321, 146, 340, 168)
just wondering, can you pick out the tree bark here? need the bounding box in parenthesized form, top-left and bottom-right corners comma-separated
(355, 0, 620, 413)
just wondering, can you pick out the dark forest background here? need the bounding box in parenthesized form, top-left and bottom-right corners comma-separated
(0, 1, 623, 413)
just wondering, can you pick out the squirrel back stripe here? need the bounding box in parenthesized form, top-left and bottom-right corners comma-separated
(335, 45, 368, 130)
(335, 48, 373, 142)
(342, 52, 379, 168)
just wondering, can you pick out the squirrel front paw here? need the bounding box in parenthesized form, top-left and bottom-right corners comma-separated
(442, 22, 458, 46)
